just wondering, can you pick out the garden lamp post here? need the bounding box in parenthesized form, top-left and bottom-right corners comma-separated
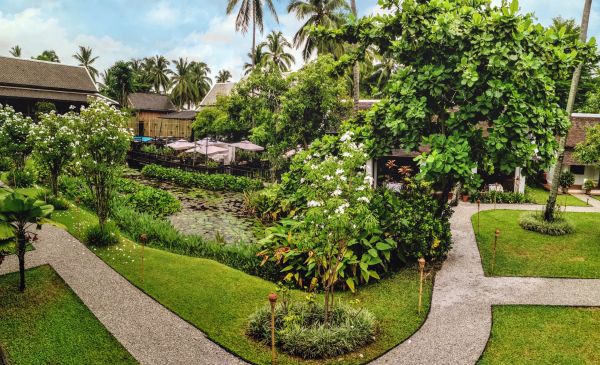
(140, 233, 147, 285)
(268, 292, 278, 364)
(492, 229, 500, 275)
(418, 258, 426, 314)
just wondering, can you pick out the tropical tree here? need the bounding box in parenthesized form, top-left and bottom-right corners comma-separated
(350, 0, 359, 110)
(170, 58, 199, 109)
(30, 111, 78, 196)
(77, 99, 131, 229)
(287, 0, 349, 61)
(0, 192, 53, 292)
(0, 105, 33, 170)
(144, 55, 172, 93)
(244, 44, 266, 75)
(100, 61, 135, 106)
(9, 45, 22, 57)
(260, 31, 296, 72)
(216, 69, 233, 83)
(226, 0, 279, 65)
(368, 54, 397, 92)
(33, 50, 60, 63)
(190, 61, 212, 102)
(73, 46, 99, 82)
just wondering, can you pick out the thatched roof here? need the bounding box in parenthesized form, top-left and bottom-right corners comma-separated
(128, 93, 176, 112)
(160, 110, 198, 120)
(199, 83, 235, 107)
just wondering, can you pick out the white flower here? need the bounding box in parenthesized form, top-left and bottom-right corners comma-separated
(331, 188, 342, 197)
(334, 202, 350, 214)
(340, 131, 354, 142)
(335, 168, 344, 175)
(357, 196, 370, 203)
(364, 176, 374, 185)
(324, 175, 333, 181)
(307, 200, 322, 207)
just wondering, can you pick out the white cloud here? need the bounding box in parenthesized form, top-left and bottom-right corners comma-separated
(146, 1, 181, 26)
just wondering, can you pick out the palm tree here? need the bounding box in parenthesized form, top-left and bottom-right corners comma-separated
(350, 0, 359, 111)
(261, 31, 295, 72)
(0, 192, 53, 292)
(244, 44, 266, 75)
(33, 50, 60, 63)
(73, 46, 99, 82)
(368, 54, 397, 91)
(9, 45, 22, 57)
(190, 61, 212, 103)
(170, 58, 199, 109)
(144, 55, 172, 93)
(226, 0, 279, 66)
(216, 70, 233, 83)
(287, 0, 349, 61)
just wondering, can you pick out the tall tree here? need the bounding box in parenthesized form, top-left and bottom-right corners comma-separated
(73, 46, 99, 82)
(244, 44, 266, 75)
(350, 0, 359, 111)
(261, 31, 296, 72)
(9, 45, 22, 57)
(226, 0, 279, 67)
(190, 61, 212, 103)
(170, 58, 199, 109)
(100, 61, 135, 106)
(216, 69, 233, 83)
(287, 0, 349, 61)
(545, 0, 593, 221)
(33, 50, 60, 63)
(144, 55, 172, 93)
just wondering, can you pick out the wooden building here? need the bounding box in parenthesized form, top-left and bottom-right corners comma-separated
(127, 93, 198, 139)
(0, 56, 109, 116)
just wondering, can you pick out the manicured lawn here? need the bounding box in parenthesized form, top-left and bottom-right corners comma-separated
(526, 187, 588, 207)
(473, 210, 600, 278)
(479, 306, 600, 364)
(51, 206, 432, 365)
(0, 265, 137, 365)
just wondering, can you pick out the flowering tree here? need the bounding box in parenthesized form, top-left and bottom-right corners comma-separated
(0, 104, 33, 170)
(30, 111, 79, 196)
(77, 99, 131, 228)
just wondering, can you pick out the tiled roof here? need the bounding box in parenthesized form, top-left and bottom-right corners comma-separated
(0, 56, 96, 92)
(160, 110, 198, 120)
(199, 83, 235, 106)
(128, 93, 176, 112)
(566, 114, 600, 148)
(0, 85, 92, 103)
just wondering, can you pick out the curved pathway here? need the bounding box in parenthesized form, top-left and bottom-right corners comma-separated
(0, 225, 245, 365)
(374, 200, 600, 365)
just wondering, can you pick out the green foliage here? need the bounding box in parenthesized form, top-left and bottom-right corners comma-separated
(322, 0, 596, 196)
(114, 178, 181, 217)
(140, 144, 173, 156)
(559, 171, 575, 189)
(59, 175, 94, 207)
(33, 50, 60, 62)
(0, 104, 33, 170)
(6, 167, 37, 188)
(33, 101, 57, 121)
(583, 179, 596, 191)
(0, 157, 11, 171)
(519, 211, 575, 236)
(470, 190, 533, 204)
(192, 103, 239, 141)
(575, 123, 600, 166)
(246, 302, 377, 359)
(83, 222, 120, 247)
(141, 164, 262, 192)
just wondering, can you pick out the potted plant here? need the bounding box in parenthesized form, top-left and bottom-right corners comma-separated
(583, 179, 595, 195)
(558, 171, 575, 194)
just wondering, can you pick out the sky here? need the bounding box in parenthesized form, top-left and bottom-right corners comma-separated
(0, 0, 598, 82)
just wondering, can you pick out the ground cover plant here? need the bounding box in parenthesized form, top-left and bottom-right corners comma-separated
(473, 210, 600, 278)
(0, 266, 136, 364)
(479, 306, 600, 364)
(525, 186, 588, 207)
(142, 164, 263, 192)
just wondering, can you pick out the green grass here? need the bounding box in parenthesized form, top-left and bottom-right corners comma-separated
(479, 306, 600, 364)
(526, 187, 588, 207)
(473, 210, 600, 278)
(51, 206, 432, 365)
(0, 265, 137, 365)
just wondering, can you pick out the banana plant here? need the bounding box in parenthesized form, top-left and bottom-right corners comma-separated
(0, 192, 53, 292)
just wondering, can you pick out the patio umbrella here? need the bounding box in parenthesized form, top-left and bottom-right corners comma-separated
(184, 145, 229, 155)
(166, 139, 195, 151)
(230, 140, 264, 152)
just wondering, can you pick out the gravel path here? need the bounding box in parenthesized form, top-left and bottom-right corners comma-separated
(373, 202, 600, 365)
(2, 202, 600, 365)
(0, 225, 245, 365)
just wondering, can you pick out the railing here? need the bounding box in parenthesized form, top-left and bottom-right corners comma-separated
(126, 150, 274, 181)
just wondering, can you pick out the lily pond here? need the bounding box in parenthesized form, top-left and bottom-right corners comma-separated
(124, 169, 262, 245)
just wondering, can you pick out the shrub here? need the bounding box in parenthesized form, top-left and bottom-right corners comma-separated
(247, 302, 377, 359)
(114, 178, 181, 217)
(559, 171, 575, 191)
(141, 164, 262, 192)
(0, 157, 11, 172)
(519, 211, 575, 236)
(6, 167, 37, 187)
(58, 176, 94, 208)
(470, 190, 533, 204)
(83, 222, 120, 246)
(583, 179, 595, 192)
(34, 191, 70, 211)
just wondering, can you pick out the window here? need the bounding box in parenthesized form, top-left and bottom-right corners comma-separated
(570, 165, 585, 175)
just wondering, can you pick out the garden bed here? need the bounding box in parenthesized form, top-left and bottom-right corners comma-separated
(473, 210, 600, 278)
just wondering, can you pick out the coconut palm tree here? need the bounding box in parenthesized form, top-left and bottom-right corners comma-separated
(33, 50, 60, 63)
(190, 61, 212, 103)
(73, 46, 100, 82)
(144, 55, 172, 93)
(216, 70, 233, 83)
(0, 192, 53, 292)
(244, 44, 266, 75)
(287, 0, 349, 61)
(170, 58, 199, 109)
(9, 45, 22, 58)
(261, 31, 296, 72)
(368, 53, 397, 91)
(350, 0, 359, 111)
(226, 0, 279, 66)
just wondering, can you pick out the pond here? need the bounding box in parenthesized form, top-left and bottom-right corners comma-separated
(124, 169, 261, 245)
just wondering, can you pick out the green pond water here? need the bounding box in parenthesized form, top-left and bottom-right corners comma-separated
(124, 170, 261, 245)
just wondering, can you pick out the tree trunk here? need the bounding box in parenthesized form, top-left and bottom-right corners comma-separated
(436, 177, 454, 218)
(252, 6, 256, 67)
(351, 0, 360, 112)
(17, 225, 26, 292)
(545, 0, 592, 221)
(51, 172, 59, 197)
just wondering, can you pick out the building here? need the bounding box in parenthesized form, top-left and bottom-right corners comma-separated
(547, 113, 600, 191)
(199, 82, 235, 108)
(0, 56, 107, 116)
(127, 92, 176, 137)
